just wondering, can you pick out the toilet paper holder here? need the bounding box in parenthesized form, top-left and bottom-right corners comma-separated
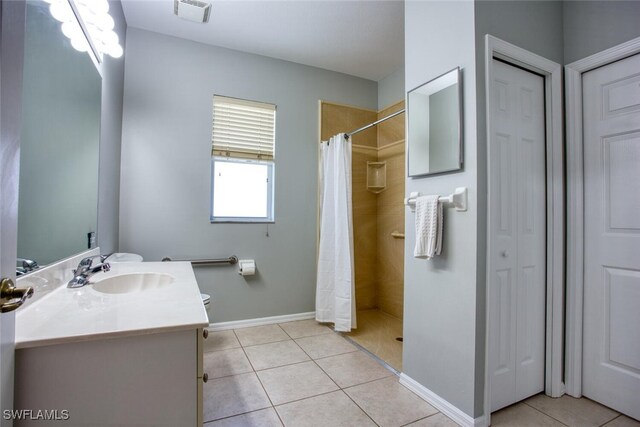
(238, 259, 256, 276)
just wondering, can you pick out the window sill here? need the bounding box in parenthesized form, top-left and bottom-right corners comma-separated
(210, 219, 275, 224)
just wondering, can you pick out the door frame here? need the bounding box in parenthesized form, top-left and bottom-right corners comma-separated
(564, 35, 640, 398)
(483, 35, 564, 423)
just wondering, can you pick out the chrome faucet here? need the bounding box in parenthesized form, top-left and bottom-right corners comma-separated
(16, 258, 39, 276)
(67, 254, 112, 288)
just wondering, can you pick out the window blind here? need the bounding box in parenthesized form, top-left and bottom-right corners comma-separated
(212, 96, 276, 160)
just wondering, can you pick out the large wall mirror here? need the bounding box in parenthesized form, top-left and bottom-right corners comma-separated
(17, 1, 101, 273)
(407, 67, 462, 177)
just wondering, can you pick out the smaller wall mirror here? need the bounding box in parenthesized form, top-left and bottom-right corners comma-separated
(407, 67, 462, 177)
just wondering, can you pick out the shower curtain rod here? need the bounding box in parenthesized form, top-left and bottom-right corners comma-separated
(345, 108, 405, 139)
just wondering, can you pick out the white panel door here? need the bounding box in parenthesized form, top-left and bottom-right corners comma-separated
(582, 53, 640, 421)
(489, 60, 546, 412)
(1, 0, 26, 419)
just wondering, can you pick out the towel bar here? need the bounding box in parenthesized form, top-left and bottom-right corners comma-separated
(161, 256, 239, 266)
(404, 187, 467, 212)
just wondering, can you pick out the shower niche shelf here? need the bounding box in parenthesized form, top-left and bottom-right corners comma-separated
(366, 161, 387, 194)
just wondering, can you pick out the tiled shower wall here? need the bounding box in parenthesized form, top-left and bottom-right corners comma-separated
(320, 101, 405, 318)
(375, 101, 405, 319)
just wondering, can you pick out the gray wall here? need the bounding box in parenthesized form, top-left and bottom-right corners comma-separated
(404, 0, 637, 419)
(404, 0, 481, 418)
(119, 28, 377, 322)
(475, 0, 564, 66)
(404, 0, 566, 418)
(378, 67, 406, 109)
(563, 0, 640, 64)
(472, 1, 564, 415)
(97, 0, 127, 254)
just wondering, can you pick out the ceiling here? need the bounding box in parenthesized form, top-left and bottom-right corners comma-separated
(120, 0, 404, 82)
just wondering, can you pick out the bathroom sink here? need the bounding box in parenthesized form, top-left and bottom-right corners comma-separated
(91, 273, 174, 294)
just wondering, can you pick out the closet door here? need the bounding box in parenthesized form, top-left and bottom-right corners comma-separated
(488, 60, 546, 412)
(582, 52, 640, 421)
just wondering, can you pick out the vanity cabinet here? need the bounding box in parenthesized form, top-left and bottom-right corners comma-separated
(15, 328, 206, 426)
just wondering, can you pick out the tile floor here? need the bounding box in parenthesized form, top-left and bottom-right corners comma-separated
(491, 396, 639, 427)
(346, 309, 404, 371)
(203, 319, 640, 427)
(203, 319, 439, 426)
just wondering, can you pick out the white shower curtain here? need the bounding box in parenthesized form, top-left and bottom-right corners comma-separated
(316, 133, 356, 332)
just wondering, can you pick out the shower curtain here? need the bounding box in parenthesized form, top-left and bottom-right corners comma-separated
(316, 133, 357, 332)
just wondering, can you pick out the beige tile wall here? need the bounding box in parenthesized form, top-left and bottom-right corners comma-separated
(319, 101, 405, 317)
(376, 101, 405, 319)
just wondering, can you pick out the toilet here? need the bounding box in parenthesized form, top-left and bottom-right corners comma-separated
(106, 253, 143, 263)
(201, 293, 212, 321)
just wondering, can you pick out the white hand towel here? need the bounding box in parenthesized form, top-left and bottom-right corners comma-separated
(414, 195, 443, 259)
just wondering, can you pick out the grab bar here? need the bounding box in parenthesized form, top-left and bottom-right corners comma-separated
(161, 256, 239, 266)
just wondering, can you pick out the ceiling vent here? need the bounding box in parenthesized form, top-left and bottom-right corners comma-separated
(174, 0, 211, 24)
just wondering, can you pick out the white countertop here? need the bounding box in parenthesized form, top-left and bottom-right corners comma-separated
(16, 261, 209, 349)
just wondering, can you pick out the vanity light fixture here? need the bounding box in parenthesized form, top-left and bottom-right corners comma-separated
(174, 0, 212, 23)
(45, 0, 123, 60)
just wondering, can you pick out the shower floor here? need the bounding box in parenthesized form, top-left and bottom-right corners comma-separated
(346, 309, 403, 371)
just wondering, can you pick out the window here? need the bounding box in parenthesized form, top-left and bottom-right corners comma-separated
(211, 96, 275, 222)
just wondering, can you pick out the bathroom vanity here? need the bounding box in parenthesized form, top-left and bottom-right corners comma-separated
(14, 257, 209, 426)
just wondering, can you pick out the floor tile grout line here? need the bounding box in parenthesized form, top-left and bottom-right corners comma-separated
(399, 412, 445, 427)
(340, 389, 382, 427)
(234, 329, 287, 426)
(340, 374, 397, 392)
(270, 406, 285, 427)
(253, 358, 315, 374)
(202, 328, 242, 353)
(272, 388, 345, 409)
(252, 331, 379, 426)
(520, 401, 572, 426)
(287, 335, 344, 392)
(291, 329, 360, 360)
(239, 337, 292, 348)
(600, 414, 622, 427)
(241, 338, 312, 370)
(340, 375, 438, 427)
(203, 407, 278, 426)
(206, 369, 255, 382)
(202, 367, 273, 424)
(305, 343, 382, 427)
(207, 322, 426, 426)
(307, 351, 344, 391)
(291, 334, 393, 390)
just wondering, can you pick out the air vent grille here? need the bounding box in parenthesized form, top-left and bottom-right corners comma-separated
(173, 0, 211, 23)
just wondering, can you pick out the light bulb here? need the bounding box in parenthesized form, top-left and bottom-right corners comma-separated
(54, 0, 123, 59)
(70, 36, 89, 52)
(99, 30, 119, 47)
(61, 20, 82, 40)
(86, 0, 109, 15)
(49, 0, 73, 22)
(107, 43, 123, 59)
(95, 13, 114, 31)
(80, 9, 97, 26)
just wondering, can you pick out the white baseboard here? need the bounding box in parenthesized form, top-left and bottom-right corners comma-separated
(399, 373, 487, 427)
(210, 312, 316, 331)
